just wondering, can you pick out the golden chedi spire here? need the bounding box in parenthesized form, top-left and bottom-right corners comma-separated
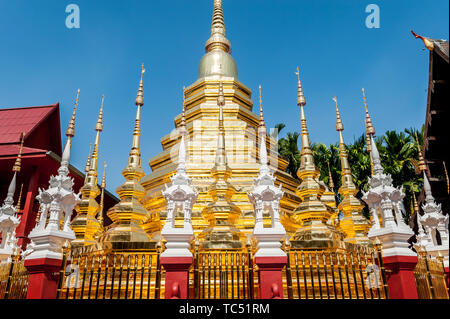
(289, 68, 339, 248)
(198, 0, 238, 78)
(101, 65, 153, 250)
(98, 162, 107, 228)
(199, 80, 244, 249)
(415, 133, 427, 172)
(362, 88, 376, 175)
(71, 95, 104, 248)
(333, 96, 370, 245)
(327, 161, 335, 191)
(12, 132, 25, 173)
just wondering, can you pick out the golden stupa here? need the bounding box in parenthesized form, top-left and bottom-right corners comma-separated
(140, 0, 302, 246)
(70, 0, 370, 251)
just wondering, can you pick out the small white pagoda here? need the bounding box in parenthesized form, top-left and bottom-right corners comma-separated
(0, 135, 24, 263)
(416, 171, 449, 268)
(160, 96, 198, 258)
(362, 136, 415, 257)
(25, 92, 81, 261)
(248, 86, 286, 258)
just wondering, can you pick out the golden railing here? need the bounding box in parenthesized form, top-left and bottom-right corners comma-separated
(414, 252, 449, 299)
(192, 248, 258, 299)
(57, 247, 163, 299)
(283, 246, 389, 299)
(0, 255, 29, 299)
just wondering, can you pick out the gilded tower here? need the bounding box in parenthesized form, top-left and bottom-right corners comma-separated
(71, 96, 104, 248)
(101, 65, 154, 251)
(141, 0, 301, 243)
(288, 68, 342, 248)
(334, 97, 371, 245)
(197, 81, 245, 249)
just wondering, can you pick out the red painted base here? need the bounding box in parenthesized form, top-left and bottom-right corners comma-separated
(160, 256, 193, 299)
(255, 256, 287, 299)
(24, 258, 62, 299)
(383, 255, 418, 299)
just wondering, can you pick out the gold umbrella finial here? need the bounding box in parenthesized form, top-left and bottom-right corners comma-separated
(135, 64, 145, 106)
(327, 161, 334, 190)
(412, 191, 419, 214)
(85, 143, 93, 174)
(12, 132, 25, 173)
(180, 86, 187, 133)
(295, 66, 306, 107)
(96, 95, 104, 132)
(258, 84, 265, 128)
(15, 183, 23, 213)
(415, 132, 426, 172)
(66, 89, 80, 138)
(334, 96, 344, 131)
(362, 88, 375, 136)
(205, 0, 231, 53)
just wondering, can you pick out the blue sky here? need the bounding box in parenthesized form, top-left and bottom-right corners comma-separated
(0, 0, 448, 194)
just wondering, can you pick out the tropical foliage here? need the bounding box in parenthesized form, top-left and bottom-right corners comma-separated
(276, 124, 425, 223)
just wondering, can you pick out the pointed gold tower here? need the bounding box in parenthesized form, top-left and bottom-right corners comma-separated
(198, 81, 245, 249)
(101, 65, 153, 251)
(141, 0, 301, 240)
(288, 67, 341, 248)
(363, 88, 376, 174)
(71, 95, 104, 248)
(333, 96, 371, 245)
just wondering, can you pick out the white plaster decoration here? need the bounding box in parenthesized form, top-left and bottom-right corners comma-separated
(25, 140, 80, 261)
(362, 136, 415, 257)
(248, 130, 286, 258)
(161, 134, 198, 258)
(0, 172, 21, 263)
(416, 171, 449, 268)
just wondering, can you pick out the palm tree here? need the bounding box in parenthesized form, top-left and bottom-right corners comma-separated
(275, 123, 424, 224)
(278, 132, 301, 179)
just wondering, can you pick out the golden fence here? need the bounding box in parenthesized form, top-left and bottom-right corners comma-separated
(0, 256, 29, 299)
(283, 247, 389, 299)
(192, 249, 258, 299)
(414, 253, 449, 299)
(57, 248, 163, 299)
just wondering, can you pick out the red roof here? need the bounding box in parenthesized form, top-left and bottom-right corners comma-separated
(0, 104, 58, 144)
(0, 103, 61, 157)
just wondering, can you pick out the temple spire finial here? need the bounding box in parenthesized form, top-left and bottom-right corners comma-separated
(135, 64, 145, 106)
(362, 88, 375, 156)
(205, 0, 231, 53)
(214, 81, 228, 167)
(98, 162, 107, 226)
(180, 86, 187, 135)
(66, 89, 80, 139)
(296, 66, 306, 107)
(12, 133, 25, 173)
(334, 96, 344, 132)
(327, 161, 334, 190)
(128, 64, 146, 168)
(258, 85, 268, 171)
(415, 133, 427, 172)
(296, 67, 310, 151)
(258, 85, 265, 129)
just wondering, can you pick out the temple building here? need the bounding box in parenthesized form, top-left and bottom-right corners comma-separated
(0, 102, 119, 251)
(411, 31, 449, 217)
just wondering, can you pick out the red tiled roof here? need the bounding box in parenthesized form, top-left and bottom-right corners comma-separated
(0, 104, 58, 144)
(0, 144, 47, 158)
